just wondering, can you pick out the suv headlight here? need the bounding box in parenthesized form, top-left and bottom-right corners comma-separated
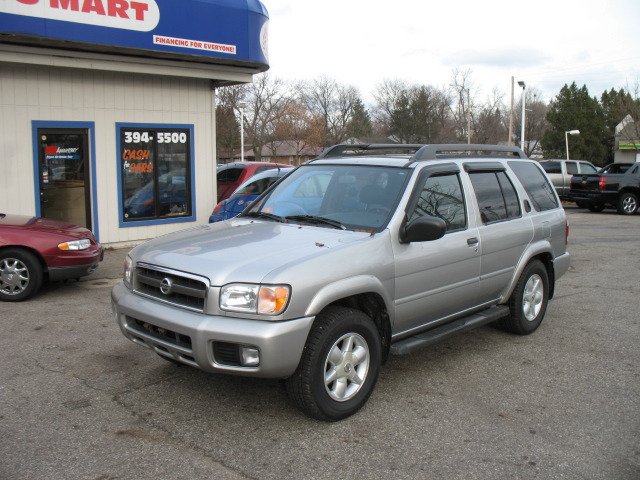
(220, 283, 290, 315)
(123, 255, 133, 288)
(58, 239, 91, 251)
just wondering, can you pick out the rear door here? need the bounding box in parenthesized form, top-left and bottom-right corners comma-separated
(464, 163, 533, 304)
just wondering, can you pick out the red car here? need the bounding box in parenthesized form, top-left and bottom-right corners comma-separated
(0, 213, 104, 301)
(217, 162, 291, 202)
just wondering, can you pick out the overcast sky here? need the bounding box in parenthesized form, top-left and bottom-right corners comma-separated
(262, 0, 640, 105)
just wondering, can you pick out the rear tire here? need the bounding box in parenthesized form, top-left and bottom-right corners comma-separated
(496, 260, 549, 335)
(285, 306, 381, 421)
(0, 249, 43, 302)
(617, 192, 638, 215)
(587, 203, 605, 212)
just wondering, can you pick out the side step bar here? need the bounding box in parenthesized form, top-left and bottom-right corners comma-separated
(390, 306, 510, 355)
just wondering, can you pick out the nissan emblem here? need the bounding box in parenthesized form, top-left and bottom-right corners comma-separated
(160, 277, 173, 295)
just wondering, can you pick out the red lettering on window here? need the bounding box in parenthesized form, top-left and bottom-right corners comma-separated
(17, 0, 40, 5)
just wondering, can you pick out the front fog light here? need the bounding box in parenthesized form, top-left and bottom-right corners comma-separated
(241, 346, 260, 366)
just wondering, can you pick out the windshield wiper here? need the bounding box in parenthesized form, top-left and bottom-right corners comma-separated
(285, 215, 346, 230)
(244, 211, 286, 223)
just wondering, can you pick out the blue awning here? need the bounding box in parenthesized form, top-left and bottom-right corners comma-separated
(0, 0, 269, 72)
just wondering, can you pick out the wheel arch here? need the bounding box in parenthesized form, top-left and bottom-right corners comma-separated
(304, 277, 392, 364)
(501, 248, 556, 303)
(0, 245, 48, 276)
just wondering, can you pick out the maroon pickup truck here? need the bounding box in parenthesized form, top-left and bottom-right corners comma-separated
(569, 162, 640, 215)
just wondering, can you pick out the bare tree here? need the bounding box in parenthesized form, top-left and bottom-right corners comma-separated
(449, 68, 476, 143)
(474, 89, 508, 145)
(244, 73, 293, 161)
(301, 76, 364, 145)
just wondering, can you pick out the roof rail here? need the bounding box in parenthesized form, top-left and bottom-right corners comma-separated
(412, 144, 527, 160)
(314, 143, 528, 160)
(315, 144, 426, 159)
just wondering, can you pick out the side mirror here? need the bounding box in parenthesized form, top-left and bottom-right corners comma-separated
(400, 215, 447, 243)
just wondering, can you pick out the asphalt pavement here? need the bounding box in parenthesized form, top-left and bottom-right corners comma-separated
(1, 207, 639, 480)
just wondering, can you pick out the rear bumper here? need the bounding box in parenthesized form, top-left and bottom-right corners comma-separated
(568, 192, 603, 204)
(553, 252, 571, 280)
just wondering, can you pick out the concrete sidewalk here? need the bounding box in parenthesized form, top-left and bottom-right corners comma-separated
(82, 247, 130, 284)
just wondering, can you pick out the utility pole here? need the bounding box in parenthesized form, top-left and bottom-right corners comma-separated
(508, 76, 514, 146)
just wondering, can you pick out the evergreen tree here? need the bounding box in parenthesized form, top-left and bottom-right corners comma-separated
(347, 97, 373, 140)
(541, 82, 608, 165)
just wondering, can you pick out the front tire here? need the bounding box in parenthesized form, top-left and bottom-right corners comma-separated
(286, 306, 381, 421)
(0, 249, 43, 302)
(497, 260, 549, 335)
(617, 192, 638, 215)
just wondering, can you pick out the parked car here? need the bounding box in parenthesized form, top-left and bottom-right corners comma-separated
(209, 167, 293, 223)
(0, 213, 103, 301)
(112, 144, 570, 421)
(124, 170, 187, 219)
(569, 162, 640, 214)
(216, 162, 291, 203)
(539, 159, 599, 200)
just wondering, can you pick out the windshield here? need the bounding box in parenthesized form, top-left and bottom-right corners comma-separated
(243, 164, 410, 231)
(235, 169, 292, 195)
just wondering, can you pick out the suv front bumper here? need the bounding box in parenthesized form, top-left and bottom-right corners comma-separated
(111, 282, 314, 378)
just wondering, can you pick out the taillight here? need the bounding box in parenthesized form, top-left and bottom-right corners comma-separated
(598, 177, 606, 191)
(565, 218, 570, 245)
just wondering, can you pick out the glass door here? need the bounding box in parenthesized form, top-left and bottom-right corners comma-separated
(38, 129, 91, 228)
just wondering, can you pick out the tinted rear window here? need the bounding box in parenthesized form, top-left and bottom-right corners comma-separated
(218, 166, 244, 183)
(508, 161, 559, 211)
(540, 161, 561, 174)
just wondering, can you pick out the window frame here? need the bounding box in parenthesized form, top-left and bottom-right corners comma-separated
(405, 164, 467, 233)
(117, 123, 196, 228)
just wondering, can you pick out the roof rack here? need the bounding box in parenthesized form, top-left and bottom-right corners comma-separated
(315, 143, 527, 160)
(315, 144, 426, 159)
(412, 144, 527, 160)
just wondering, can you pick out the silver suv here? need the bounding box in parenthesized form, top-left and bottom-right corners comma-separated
(112, 144, 570, 421)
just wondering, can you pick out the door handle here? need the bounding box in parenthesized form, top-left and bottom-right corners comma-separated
(467, 237, 479, 246)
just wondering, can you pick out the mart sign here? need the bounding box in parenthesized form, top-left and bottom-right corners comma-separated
(2, 0, 160, 31)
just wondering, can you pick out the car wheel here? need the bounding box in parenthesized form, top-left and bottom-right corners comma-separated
(587, 203, 605, 212)
(285, 306, 381, 421)
(617, 192, 638, 215)
(0, 249, 44, 302)
(497, 259, 549, 335)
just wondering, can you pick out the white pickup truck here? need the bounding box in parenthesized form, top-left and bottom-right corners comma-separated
(539, 159, 599, 200)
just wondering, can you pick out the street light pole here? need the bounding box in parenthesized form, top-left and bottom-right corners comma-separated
(238, 102, 246, 162)
(565, 129, 580, 160)
(518, 80, 526, 152)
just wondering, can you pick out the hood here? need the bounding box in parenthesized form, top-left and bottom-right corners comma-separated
(0, 214, 92, 238)
(131, 218, 372, 286)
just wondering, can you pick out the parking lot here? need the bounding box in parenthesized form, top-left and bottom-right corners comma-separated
(1, 207, 639, 480)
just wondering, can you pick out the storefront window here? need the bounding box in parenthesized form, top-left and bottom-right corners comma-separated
(119, 126, 193, 223)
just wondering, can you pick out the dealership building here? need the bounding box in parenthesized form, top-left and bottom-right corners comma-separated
(0, 0, 269, 246)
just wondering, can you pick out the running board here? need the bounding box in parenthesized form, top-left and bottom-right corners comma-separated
(390, 306, 510, 355)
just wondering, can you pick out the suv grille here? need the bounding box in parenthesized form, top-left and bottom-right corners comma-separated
(134, 263, 208, 312)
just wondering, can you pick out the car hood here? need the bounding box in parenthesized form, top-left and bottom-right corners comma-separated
(0, 214, 92, 238)
(130, 218, 373, 286)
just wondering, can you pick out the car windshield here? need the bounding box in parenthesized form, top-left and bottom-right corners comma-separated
(234, 169, 292, 195)
(243, 164, 410, 232)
